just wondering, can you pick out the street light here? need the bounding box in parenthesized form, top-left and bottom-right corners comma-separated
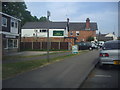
(47, 11, 50, 62)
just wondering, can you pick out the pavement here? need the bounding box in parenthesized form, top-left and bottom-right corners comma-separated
(3, 50, 99, 88)
(81, 65, 120, 88)
(3, 51, 71, 64)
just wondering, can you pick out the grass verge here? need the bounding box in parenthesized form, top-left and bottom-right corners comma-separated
(3, 51, 67, 60)
(3, 50, 89, 79)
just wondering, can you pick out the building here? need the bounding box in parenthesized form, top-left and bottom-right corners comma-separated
(96, 33, 117, 41)
(21, 18, 98, 45)
(0, 12, 21, 55)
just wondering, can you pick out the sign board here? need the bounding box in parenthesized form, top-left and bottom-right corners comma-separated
(72, 45, 78, 54)
(53, 31, 64, 36)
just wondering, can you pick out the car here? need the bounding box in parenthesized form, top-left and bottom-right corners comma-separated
(98, 41, 105, 48)
(99, 40, 120, 67)
(75, 42, 93, 50)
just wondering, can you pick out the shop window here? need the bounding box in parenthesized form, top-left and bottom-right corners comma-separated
(2, 17, 7, 27)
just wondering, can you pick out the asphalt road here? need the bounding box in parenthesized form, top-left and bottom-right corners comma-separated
(80, 64, 120, 88)
(3, 50, 99, 88)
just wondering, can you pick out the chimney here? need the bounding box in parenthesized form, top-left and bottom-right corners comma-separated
(86, 18, 90, 30)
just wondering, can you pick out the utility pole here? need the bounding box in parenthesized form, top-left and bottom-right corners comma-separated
(47, 11, 50, 62)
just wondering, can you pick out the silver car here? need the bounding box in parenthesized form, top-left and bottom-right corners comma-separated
(99, 40, 120, 66)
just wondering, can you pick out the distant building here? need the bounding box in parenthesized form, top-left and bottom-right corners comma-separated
(0, 12, 21, 55)
(96, 33, 117, 41)
(21, 18, 98, 45)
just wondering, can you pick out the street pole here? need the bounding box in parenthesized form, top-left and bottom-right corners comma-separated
(47, 11, 50, 62)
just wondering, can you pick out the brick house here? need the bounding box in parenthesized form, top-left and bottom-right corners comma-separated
(0, 12, 21, 55)
(21, 18, 98, 46)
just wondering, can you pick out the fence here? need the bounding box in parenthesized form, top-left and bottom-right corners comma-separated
(20, 42, 69, 50)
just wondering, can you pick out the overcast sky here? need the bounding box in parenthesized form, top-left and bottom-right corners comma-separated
(25, 2, 118, 36)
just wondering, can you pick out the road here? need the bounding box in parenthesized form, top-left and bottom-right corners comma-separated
(3, 50, 99, 88)
(80, 64, 120, 88)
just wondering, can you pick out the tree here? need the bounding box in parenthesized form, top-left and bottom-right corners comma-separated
(2, 2, 50, 26)
(87, 36, 94, 42)
(39, 16, 48, 22)
(2, 2, 39, 26)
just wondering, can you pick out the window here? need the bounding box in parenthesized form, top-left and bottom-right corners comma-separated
(2, 17, 7, 27)
(14, 40, 18, 48)
(8, 39, 18, 49)
(15, 22, 18, 28)
(104, 43, 120, 50)
(11, 19, 18, 28)
(11, 22, 14, 27)
(8, 39, 13, 48)
(42, 30, 47, 32)
(76, 31, 79, 36)
(70, 31, 73, 36)
(39, 30, 42, 32)
(39, 29, 47, 32)
(3, 39, 7, 49)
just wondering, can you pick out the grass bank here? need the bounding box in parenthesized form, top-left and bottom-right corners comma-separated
(3, 50, 89, 79)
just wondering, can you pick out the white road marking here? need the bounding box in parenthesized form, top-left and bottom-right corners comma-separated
(95, 75, 112, 78)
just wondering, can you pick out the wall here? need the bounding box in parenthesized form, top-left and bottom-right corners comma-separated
(21, 37, 65, 42)
(22, 29, 66, 37)
(68, 30, 96, 42)
(20, 42, 69, 50)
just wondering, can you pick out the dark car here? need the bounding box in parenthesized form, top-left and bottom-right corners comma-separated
(75, 42, 93, 50)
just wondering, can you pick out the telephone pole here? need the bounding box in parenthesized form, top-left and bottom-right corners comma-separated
(47, 11, 50, 62)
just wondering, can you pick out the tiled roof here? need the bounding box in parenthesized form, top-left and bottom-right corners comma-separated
(22, 21, 98, 31)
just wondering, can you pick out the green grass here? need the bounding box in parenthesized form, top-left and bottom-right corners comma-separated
(3, 50, 89, 79)
(3, 51, 67, 60)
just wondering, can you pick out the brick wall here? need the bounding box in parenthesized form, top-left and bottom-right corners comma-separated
(68, 30, 96, 42)
(21, 37, 64, 42)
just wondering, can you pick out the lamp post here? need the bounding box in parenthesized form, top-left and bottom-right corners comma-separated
(47, 11, 50, 62)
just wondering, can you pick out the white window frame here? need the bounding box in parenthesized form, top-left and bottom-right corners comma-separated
(76, 31, 80, 36)
(2, 17, 7, 27)
(11, 19, 18, 28)
(5, 39, 18, 49)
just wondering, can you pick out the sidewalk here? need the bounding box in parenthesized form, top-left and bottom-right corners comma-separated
(3, 51, 72, 64)
(3, 50, 99, 88)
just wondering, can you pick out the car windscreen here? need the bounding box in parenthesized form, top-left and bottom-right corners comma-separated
(104, 43, 120, 50)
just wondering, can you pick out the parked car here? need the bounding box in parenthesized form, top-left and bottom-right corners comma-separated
(98, 41, 105, 48)
(75, 42, 93, 50)
(99, 40, 120, 67)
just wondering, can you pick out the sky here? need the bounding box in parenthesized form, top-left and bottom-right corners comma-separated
(25, 1, 118, 36)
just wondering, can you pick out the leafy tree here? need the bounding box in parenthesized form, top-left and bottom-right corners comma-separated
(2, 2, 49, 26)
(87, 36, 94, 42)
(39, 16, 48, 22)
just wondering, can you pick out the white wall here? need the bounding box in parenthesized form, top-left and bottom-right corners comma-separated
(22, 29, 67, 37)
